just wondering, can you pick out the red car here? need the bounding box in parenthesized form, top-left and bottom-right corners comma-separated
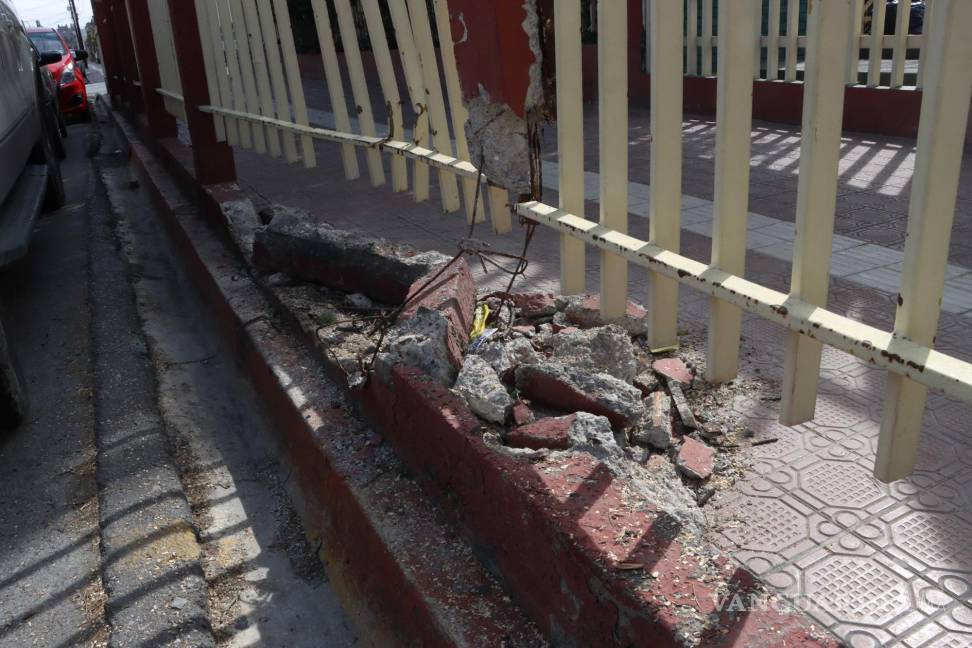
(27, 27, 89, 120)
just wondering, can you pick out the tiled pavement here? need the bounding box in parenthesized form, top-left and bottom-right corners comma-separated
(233, 94, 972, 646)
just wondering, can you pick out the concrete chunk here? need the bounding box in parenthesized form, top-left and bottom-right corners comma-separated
(544, 324, 637, 382)
(632, 391, 673, 450)
(454, 355, 513, 423)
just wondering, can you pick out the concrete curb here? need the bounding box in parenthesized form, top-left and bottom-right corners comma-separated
(109, 109, 840, 647)
(107, 110, 545, 646)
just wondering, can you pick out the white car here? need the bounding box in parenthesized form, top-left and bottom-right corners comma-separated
(0, 0, 66, 427)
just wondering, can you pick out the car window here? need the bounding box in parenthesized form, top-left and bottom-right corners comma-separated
(28, 31, 66, 56)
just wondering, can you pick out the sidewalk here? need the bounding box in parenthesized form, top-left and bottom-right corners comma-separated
(234, 98, 972, 646)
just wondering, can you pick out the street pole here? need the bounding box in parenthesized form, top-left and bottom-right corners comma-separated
(67, 0, 84, 51)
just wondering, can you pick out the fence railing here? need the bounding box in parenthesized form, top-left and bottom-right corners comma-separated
(678, 0, 932, 88)
(114, 0, 972, 483)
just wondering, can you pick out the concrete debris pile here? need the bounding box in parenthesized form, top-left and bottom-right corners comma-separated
(455, 291, 733, 508)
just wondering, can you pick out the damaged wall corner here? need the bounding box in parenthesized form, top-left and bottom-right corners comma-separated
(447, 0, 553, 198)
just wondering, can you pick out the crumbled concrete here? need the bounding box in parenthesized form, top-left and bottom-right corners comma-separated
(544, 325, 637, 383)
(475, 336, 539, 377)
(632, 391, 673, 450)
(633, 372, 660, 396)
(465, 95, 532, 195)
(344, 293, 375, 310)
(266, 272, 300, 288)
(511, 291, 556, 318)
(454, 355, 513, 424)
(565, 413, 621, 461)
(378, 307, 458, 386)
(515, 362, 645, 430)
(253, 210, 451, 303)
(558, 294, 648, 336)
(222, 198, 261, 260)
(676, 437, 715, 480)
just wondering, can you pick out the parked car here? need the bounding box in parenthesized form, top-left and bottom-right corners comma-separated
(0, 0, 68, 428)
(27, 26, 90, 121)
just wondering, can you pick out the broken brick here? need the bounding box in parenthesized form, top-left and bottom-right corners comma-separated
(561, 294, 648, 336)
(506, 414, 576, 450)
(512, 400, 535, 426)
(677, 437, 715, 480)
(632, 391, 673, 449)
(511, 292, 557, 318)
(652, 357, 694, 386)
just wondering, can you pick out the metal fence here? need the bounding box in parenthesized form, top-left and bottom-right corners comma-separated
(115, 0, 972, 482)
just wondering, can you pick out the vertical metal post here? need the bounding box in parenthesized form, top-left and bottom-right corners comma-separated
(876, 0, 972, 481)
(706, 0, 757, 383)
(165, 0, 237, 184)
(125, 0, 178, 138)
(780, 0, 853, 425)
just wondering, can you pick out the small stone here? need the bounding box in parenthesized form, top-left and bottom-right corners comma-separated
(668, 380, 698, 430)
(633, 372, 660, 396)
(677, 437, 715, 480)
(512, 400, 535, 425)
(633, 391, 673, 449)
(169, 597, 188, 611)
(700, 423, 725, 440)
(566, 412, 621, 459)
(626, 445, 650, 464)
(506, 414, 576, 450)
(266, 272, 299, 287)
(454, 355, 513, 423)
(511, 292, 557, 318)
(652, 357, 694, 386)
(696, 485, 716, 506)
(512, 325, 536, 337)
(344, 293, 375, 310)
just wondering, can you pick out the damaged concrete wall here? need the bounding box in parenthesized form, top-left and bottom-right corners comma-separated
(448, 0, 551, 197)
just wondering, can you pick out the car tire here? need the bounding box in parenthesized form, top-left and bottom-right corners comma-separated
(0, 319, 26, 430)
(58, 110, 68, 138)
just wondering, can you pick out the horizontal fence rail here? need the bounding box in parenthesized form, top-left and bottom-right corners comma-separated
(119, 0, 971, 483)
(681, 0, 933, 89)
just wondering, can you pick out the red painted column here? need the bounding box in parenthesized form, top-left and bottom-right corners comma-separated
(124, 0, 177, 139)
(109, 0, 144, 114)
(91, 0, 124, 104)
(165, 0, 235, 185)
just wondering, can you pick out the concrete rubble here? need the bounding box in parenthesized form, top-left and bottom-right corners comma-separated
(454, 355, 513, 423)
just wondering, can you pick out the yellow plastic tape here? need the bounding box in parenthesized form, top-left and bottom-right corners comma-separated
(470, 303, 490, 340)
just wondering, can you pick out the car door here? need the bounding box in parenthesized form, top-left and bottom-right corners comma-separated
(0, 0, 40, 206)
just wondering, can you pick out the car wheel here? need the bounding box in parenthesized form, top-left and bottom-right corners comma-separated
(30, 123, 66, 210)
(0, 319, 26, 430)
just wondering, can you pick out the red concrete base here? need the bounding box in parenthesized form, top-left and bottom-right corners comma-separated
(106, 109, 543, 646)
(108, 106, 841, 647)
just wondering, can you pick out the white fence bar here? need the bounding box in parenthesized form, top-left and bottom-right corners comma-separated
(205, 0, 239, 144)
(686, 0, 698, 75)
(647, 0, 683, 350)
(361, 0, 407, 192)
(890, 0, 911, 88)
(706, 0, 757, 383)
(780, 0, 853, 425)
(271, 0, 316, 168)
(701, 0, 713, 76)
(229, 0, 266, 153)
(555, 0, 586, 295)
(767, 0, 781, 79)
(846, 0, 863, 84)
(753, 0, 762, 78)
(257, 0, 299, 161)
(867, 0, 886, 87)
(598, 0, 629, 320)
(218, 0, 252, 148)
(388, 0, 431, 203)
(145, 0, 185, 120)
(240, 0, 281, 156)
(408, 0, 461, 213)
(193, 0, 226, 140)
(310, 0, 358, 178)
(784, 0, 799, 81)
(333, 0, 385, 185)
(917, 0, 933, 88)
(433, 0, 484, 222)
(877, 0, 972, 481)
(517, 200, 972, 407)
(488, 186, 512, 235)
